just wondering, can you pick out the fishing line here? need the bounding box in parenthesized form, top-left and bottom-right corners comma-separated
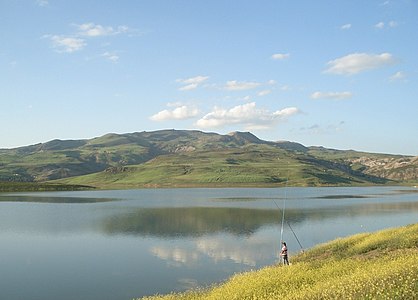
(273, 199, 304, 252)
(280, 166, 289, 244)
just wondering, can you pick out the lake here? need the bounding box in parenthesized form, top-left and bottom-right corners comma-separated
(0, 186, 417, 299)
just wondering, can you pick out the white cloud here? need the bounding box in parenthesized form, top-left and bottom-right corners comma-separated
(300, 121, 345, 134)
(36, 0, 48, 6)
(47, 35, 86, 53)
(76, 23, 128, 37)
(177, 75, 209, 91)
(177, 75, 209, 85)
(45, 22, 130, 54)
(375, 22, 385, 29)
(271, 53, 290, 60)
(150, 105, 199, 121)
(311, 91, 353, 100)
(389, 21, 398, 28)
(341, 24, 352, 30)
(324, 52, 396, 75)
(374, 21, 398, 29)
(258, 90, 271, 96)
(224, 80, 261, 91)
(389, 71, 406, 81)
(102, 51, 119, 62)
(179, 83, 199, 91)
(195, 102, 299, 130)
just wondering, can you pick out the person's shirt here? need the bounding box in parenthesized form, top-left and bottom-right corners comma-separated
(281, 245, 288, 256)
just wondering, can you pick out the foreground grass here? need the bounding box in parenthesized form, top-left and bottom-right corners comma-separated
(139, 223, 418, 300)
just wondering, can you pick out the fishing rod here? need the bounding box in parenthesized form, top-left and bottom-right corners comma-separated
(272, 198, 304, 251)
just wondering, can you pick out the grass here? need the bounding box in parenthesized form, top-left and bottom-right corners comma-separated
(139, 223, 418, 300)
(2, 130, 416, 187)
(55, 146, 391, 189)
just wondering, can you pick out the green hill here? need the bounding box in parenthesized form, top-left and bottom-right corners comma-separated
(139, 223, 418, 300)
(1, 130, 417, 188)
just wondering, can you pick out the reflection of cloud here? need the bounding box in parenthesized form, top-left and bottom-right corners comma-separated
(196, 237, 256, 266)
(177, 278, 199, 290)
(150, 246, 199, 264)
(149, 233, 274, 267)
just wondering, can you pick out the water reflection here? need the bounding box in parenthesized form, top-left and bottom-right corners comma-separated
(101, 202, 418, 238)
(314, 189, 418, 199)
(102, 207, 278, 237)
(0, 195, 113, 203)
(150, 245, 200, 265)
(0, 187, 417, 300)
(315, 194, 370, 199)
(149, 233, 275, 267)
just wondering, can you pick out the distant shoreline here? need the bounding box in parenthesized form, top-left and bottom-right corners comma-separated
(1, 180, 416, 193)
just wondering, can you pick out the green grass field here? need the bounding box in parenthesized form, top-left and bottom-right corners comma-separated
(2, 130, 416, 188)
(139, 223, 418, 300)
(55, 145, 390, 189)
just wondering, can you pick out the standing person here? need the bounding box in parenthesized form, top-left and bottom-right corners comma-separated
(280, 241, 289, 265)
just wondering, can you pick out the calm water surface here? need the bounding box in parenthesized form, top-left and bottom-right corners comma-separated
(0, 186, 417, 299)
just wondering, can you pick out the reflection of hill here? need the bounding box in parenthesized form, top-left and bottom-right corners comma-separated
(0, 195, 111, 203)
(102, 201, 418, 238)
(102, 207, 279, 237)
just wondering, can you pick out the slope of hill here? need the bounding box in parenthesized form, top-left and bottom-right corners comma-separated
(0, 129, 416, 188)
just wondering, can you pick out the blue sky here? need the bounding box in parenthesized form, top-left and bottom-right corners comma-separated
(1, 0, 417, 155)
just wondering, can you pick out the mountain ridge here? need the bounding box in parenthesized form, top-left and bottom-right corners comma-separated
(0, 129, 416, 187)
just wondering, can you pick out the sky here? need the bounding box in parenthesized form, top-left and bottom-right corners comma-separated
(1, 0, 417, 155)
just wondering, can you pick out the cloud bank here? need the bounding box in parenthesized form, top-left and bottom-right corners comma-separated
(150, 105, 199, 121)
(195, 102, 299, 130)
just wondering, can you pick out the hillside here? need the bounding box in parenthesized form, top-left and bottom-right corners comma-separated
(1, 130, 417, 188)
(139, 223, 418, 300)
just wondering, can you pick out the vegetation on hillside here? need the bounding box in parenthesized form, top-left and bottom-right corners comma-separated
(1, 130, 416, 188)
(55, 145, 393, 188)
(139, 223, 418, 300)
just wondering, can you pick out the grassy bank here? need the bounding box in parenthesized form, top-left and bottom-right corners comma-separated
(139, 223, 418, 300)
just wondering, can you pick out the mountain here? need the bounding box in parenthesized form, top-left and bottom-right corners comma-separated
(0, 129, 416, 188)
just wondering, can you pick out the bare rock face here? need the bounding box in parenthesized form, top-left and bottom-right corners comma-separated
(105, 166, 128, 174)
(174, 146, 196, 153)
(349, 156, 418, 181)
